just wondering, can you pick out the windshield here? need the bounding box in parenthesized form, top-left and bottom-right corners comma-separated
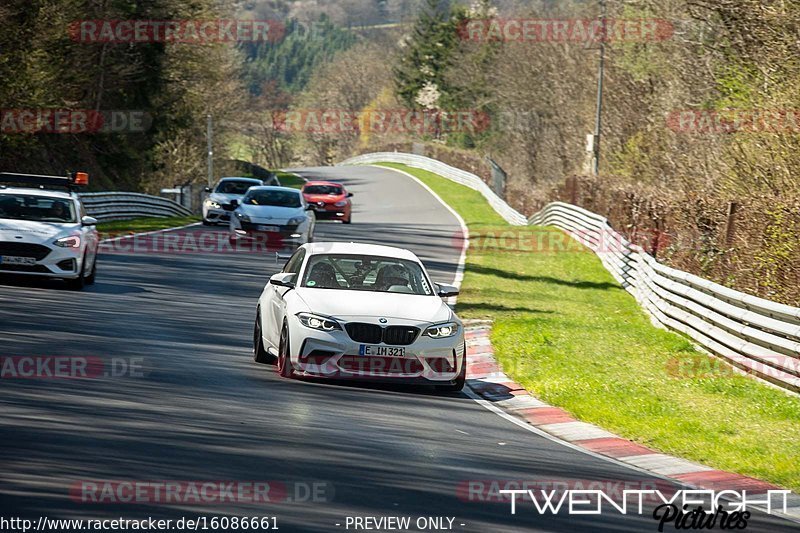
(215, 180, 259, 195)
(301, 254, 433, 295)
(0, 194, 77, 223)
(304, 185, 343, 195)
(244, 189, 302, 208)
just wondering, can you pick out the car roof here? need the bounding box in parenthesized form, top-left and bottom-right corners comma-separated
(303, 180, 344, 188)
(0, 186, 76, 199)
(303, 242, 421, 262)
(247, 186, 301, 194)
(219, 176, 262, 182)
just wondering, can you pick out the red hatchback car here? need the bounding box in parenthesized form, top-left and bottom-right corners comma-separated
(301, 180, 353, 224)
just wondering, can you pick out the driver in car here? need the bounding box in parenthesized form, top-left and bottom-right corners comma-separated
(48, 200, 69, 221)
(375, 264, 411, 292)
(306, 262, 340, 289)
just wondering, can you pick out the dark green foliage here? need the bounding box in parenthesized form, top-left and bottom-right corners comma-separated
(393, 0, 466, 109)
(240, 14, 357, 95)
(0, 0, 238, 191)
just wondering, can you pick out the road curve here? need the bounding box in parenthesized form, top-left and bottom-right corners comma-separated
(0, 165, 794, 532)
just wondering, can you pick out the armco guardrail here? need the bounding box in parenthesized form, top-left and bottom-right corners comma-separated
(340, 152, 528, 225)
(342, 152, 800, 393)
(79, 192, 193, 222)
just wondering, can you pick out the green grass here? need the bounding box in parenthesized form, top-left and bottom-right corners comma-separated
(275, 171, 306, 189)
(376, 162, 800, 492)
(97, 216, 199, 237)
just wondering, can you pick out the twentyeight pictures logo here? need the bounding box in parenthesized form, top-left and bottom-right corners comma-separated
(69, 20, 285, 43)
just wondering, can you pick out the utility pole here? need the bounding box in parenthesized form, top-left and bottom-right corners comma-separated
(592, 0, 607, 177)
(206, 114, 214, 188)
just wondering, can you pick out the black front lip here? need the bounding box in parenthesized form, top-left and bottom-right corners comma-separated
(293, 372, 455, 386)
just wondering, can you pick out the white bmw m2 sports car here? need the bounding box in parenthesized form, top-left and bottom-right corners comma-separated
(253, 242, 466, 391)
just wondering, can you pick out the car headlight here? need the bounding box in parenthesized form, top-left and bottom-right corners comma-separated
(297, 312, 342, 331)
(205, 200, 221, 209)
(53, 236, 81, 248)
(423, 322, 459, 338)
(236, 212, 251, 223)
(288, 216, 306, 225)
(334, 200, 347, 207)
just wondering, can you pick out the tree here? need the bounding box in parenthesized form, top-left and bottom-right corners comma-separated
(393, 0, 466, 110)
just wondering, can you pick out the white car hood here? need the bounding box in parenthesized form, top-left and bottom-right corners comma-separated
(209, 192, 243, 203)
(296, 288, 453, 324)
(0, 219, 78, 244)
(239, 205, 304, 224)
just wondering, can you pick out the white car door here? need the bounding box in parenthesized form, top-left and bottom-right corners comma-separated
(265, 248, 305, 347)
(77, 201, 98, 269)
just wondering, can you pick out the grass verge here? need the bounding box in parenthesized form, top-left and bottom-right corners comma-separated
(97, 216, 199, 238)
(376, 162, 800, 492)
(275, 171, 306, 189)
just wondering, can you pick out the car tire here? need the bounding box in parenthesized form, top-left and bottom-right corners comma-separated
(84, 254, 97, 285)
(343, 216, 351, 224)
(277, 322, 295, 378)
(253, 311, 274, 364)
(436, 344, 466, 392)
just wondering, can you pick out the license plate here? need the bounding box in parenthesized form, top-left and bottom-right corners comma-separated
(257, 225, 280, 232)
(0, 255, 36, 265)
(359, 345, 405, 357)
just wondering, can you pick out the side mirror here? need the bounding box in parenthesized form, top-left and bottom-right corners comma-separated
(81, 216, 98, 226)
(270, 272, 296, 288)
(203, 187, 212, 193)
(347, 192, 354, 198)
(436, 283, 459, 298)
(304, 204, 315, 211)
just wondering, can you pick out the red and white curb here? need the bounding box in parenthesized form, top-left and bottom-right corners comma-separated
(462, 319, 800, 521)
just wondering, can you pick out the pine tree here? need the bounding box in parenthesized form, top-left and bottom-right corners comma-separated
(393, 0, 465, 110)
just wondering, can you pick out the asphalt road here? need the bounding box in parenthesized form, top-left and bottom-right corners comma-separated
(0, 165, 795, 532)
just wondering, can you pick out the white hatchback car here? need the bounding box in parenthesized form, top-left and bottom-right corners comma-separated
(0, 172, 99, 290)
(253, 242, 466, 391)
(228, 186, 315, 251)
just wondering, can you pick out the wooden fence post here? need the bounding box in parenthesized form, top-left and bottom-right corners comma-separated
(566, 176, 578, 205)
(724, 201, 739, 248)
